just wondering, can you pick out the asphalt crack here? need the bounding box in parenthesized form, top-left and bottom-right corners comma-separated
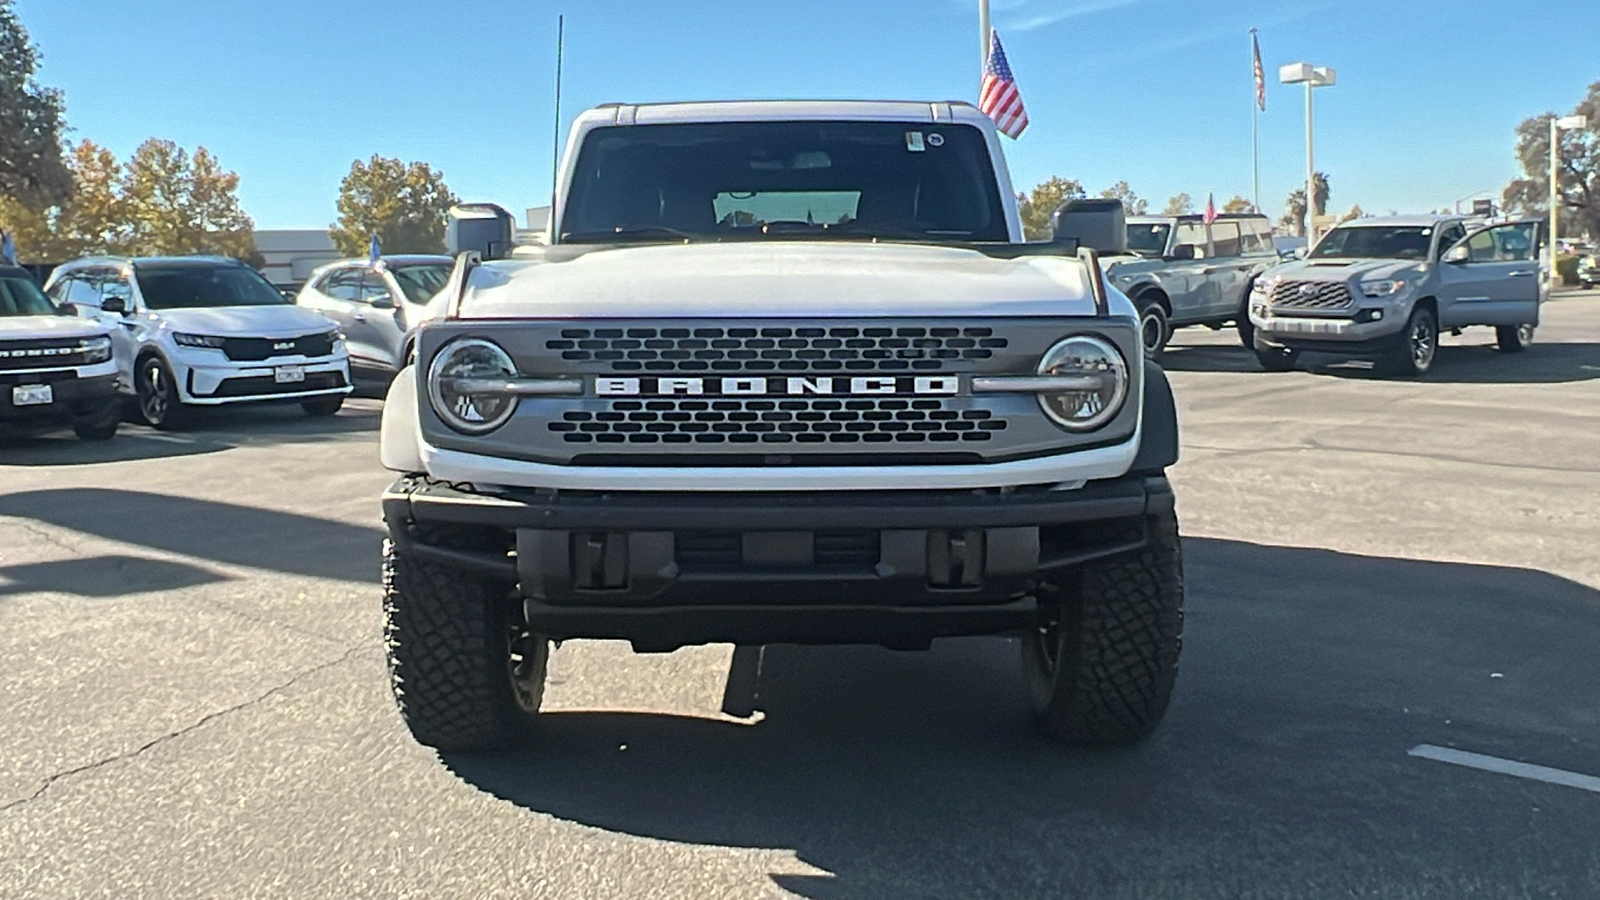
(0, 643, 370, 815)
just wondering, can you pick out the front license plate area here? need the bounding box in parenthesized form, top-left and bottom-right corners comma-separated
(12, 384, 53, 406)
(274, 365, 306, 384)
(1278, 318, 1350, 335)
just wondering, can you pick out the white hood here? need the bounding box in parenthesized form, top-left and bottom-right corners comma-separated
(0, 315, 111, 341)
(154, 305, 337, 338)
(459, 242, 1100, 319)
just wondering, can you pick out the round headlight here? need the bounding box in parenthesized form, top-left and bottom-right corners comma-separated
(1036, 336, 1129, 431)
(427, 338, 518, 434)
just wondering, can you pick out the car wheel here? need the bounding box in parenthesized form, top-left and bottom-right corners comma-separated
(1136, 296, 1170, 359)
(382, 535, 546, 751)
(135, 356, 189, 430)
(1495, 324, 1534, 353)
(72, 407, 120, 441)
(1020, 511, 1184, 746)
(1253, 346, 1300, 372)
(301, 396, 344, 417)
(1380, 306, 1438, 376)
(1236, 310, 1255, 350)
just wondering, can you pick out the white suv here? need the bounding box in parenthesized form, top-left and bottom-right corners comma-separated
(45, 256, 352, 428)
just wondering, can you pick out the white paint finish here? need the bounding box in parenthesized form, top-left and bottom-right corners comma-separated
(1408, 744, 1600, 794)
(0, 316, 110, 341)
(379, 366, 424, 473)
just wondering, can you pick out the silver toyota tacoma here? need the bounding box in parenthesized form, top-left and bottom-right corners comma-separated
(1249, 215, 1543, 375)
(376, 100, 1185, 752)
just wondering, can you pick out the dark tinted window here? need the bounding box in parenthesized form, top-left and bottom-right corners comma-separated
(1310, 226, 1433, 260)
(1435, 223, 1468, 257)
(389, 264, 451, 303)
(134, 262, 287, 309)
(1126, 223, 1170, 255)
(0, 272, 54, 316)
(359, 273, 394, 305)
(1209, 221, 1241, 257)
(562, 121, 1008, 243)
(318, 269, 362, 302)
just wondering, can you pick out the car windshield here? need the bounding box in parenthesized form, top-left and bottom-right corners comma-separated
(1310, 226, 1434, 260)
(0, 272, 55, 317)
(390, 263, 451, 304)
(1126, 223, 1171, 256)
(134, 262, 289, 309)
(560, 120, 1009, 244)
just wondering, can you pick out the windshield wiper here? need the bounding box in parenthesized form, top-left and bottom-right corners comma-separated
(561, 227, 701, 245)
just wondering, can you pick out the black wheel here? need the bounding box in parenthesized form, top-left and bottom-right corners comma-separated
(382, 536, 547, 751)
(1495, 324, 1534, 353)
(1236, 312, 1255, 350)
(1253, 344, 1300, 372)
(1136, 296, 1170, 359)
(1380, 305, 1438, 376)
(72, 411, 119, 441)
(1021, 512, 1184, 746)
(301, 395, 344, 417)
(135, 356, 189, 430)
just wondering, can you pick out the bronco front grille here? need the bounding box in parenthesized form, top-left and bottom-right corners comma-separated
(549, 396, 1008, 445)
(0, 339, 98, 371)
(546, 326, 1008, 373)
(1271, 281, 1354, 311)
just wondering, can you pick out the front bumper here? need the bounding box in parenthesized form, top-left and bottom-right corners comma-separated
(1250, 303, 1402, 352)
(0, 370, 120, 426)
(179, 356, 352, 405)
(383, 474, 1175, 650)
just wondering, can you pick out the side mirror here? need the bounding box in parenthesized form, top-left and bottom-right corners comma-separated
(1443, 245, 1471, 265)
(280, 289, 297, 302)
(100, 296, 127, 315)
(1167, 245, 1197, 261)
(369, 295, 395, 310)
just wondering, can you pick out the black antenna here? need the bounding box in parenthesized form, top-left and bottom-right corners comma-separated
(550, 14, 565, 234)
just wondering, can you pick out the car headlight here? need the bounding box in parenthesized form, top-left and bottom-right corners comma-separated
(79, 335, 113, 363)
(1359, 279, 1408, 298)
(1035, 336, 1129, 432)
(1251, 277, 1277, 296)
(173, 332, 226, 348)
(427, 337, 519, 434)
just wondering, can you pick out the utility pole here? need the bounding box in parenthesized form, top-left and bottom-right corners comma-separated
(1280, 63, 1335, 244)
(979, 0, 991, 69)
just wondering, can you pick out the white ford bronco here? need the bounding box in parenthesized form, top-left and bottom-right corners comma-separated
(378, 100, 1184, 751)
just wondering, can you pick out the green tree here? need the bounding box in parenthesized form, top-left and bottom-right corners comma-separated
(1018, 175, 1085, 240)
(121, 139, 259, 264)
(1501, 82, 1600, 238)
(1164, 193, 1193, 216)
(1098, 181, 1147, 215)
(1222, 195, 1254, 214)
(0, 140, 130, 262)
(331, 155, 458, 256)
(0, 0, 71, 210)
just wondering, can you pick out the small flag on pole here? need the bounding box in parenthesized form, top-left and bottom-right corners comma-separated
(1252, 31, 1266, 112)
(980, 31, 1029, 139)
(1203, 193, 1218, 225)
(368, 233, 382, 263)
(0, 231, 15, 266)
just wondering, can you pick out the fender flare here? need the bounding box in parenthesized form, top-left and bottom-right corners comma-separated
(1130, 359, 1179, 474)
(380, 365, 425, 474)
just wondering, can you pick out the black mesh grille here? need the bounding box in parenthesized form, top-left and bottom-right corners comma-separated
(546, 326, 1007, 373)
(549, 396, 1008, 445)
(0, 339, 100, 371)
(220, 332, 336, 362)
(1271, 280, 1354, 311)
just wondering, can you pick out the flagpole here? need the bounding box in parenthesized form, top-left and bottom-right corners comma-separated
(979, 0, 991, 71)
(1250, 28, 1260, 213)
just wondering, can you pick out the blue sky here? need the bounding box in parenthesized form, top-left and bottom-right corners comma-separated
(18, 0, 1597, 229)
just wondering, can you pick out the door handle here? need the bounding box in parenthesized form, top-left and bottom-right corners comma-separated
(352, 313, 367, 323)
(1506, 270, 1535, 277)
(1202, 267, 1220, 275)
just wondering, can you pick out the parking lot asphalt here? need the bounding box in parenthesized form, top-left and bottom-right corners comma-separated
(1, 293, 1597, 899)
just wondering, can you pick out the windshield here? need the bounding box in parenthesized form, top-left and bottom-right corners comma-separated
(1126, 223, 1171, 256)
(560, 121, 1008, 244)
(389, 263, 452, 304)
(134, 263, 288, 310)
(1310, 226, 1433, 260)
(0, 273, 55, 317)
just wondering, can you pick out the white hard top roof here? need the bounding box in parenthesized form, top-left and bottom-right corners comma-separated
(578, 99, 991, 127)
(1333, 215, 1459, 228)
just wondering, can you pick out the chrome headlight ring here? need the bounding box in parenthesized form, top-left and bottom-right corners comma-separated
(426, 337, 520, 434)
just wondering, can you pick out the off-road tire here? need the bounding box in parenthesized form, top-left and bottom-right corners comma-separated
(382, 536, 548, 751)
(135, 355, 190, 430)
(1021, 512, 1184, 746)
(1253, 345, 1300, 372)
(1136, 296, 1171, 360)
(1379, 305, 1438, 377)
(1236, 311, 1255, 350)
(301, 395, 344, 417)
(1495, 324, 1533, 353)
(72, 415, 119, 441)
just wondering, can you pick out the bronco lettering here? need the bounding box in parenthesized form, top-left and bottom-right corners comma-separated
(593, 375, 961, 397)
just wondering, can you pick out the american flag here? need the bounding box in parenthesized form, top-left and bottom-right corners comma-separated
(980, 31, 1028, 139)
(1203, 193, 1218, 225)
(1251, 30, 1266, 112)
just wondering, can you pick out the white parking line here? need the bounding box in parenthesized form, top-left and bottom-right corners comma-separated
(1409, 744, 1600, 794)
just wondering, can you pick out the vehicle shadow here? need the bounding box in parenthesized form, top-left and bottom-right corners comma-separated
(0, 554, 232, 598)
(0, 488, 384, 583)
(442, 538, 1600, 899)
(0, 401, 381, 467)
(1159, 340, 1600, 384)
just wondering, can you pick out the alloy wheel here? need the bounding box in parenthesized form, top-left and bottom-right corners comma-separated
(1409, 316, 1436, 370)
(506, 621, 548, 714)
(140, 363, 167, 423)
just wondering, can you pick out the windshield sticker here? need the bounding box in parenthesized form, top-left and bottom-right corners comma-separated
(905, 131, 926, 152)
(927, 132, 945, 148)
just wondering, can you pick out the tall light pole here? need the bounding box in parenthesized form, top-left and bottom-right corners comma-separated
(979, 0, 991, 68)
(1550, 114, 1587, 257)
(1279, 63, 1336, 245)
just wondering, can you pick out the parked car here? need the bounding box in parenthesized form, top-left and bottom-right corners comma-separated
(44, 256, 352, 428)
(0, 265, 121, 440)
(1579, 255, 1600, 289)
(1248, 215, 1542, 376)
(1056, 206, 1279, 357)
(295, 255, 453, 382)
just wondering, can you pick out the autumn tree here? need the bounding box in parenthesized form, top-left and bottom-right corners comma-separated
(1017, 176, 1085, 240)
(0, 0, 71, 210)
(0, 140, 130, 261)
(331, 156, 458, 256)
(121, 139, 258, 263)
(1339, 204, 1366, 223)
(1222, 195, 1255, 214)
(1098, 181, 1147, 215)
(1164, 193, 1193, 216)
(1501, 82, 1600, 238)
